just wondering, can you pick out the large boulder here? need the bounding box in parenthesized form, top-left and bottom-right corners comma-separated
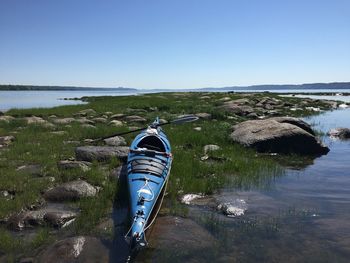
(221, 101, 254, 116)
(230, 117, 329, 155)
(43, 180, 98, 201)
(37, 236, 110, 263)
(75, 146, 129, 162)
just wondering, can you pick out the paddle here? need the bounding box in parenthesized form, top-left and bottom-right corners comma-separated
(92, 115, 199, 143)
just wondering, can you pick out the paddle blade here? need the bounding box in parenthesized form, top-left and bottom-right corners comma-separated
(169, 115, 199, 125)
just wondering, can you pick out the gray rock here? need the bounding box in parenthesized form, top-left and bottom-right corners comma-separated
(37, 236, 110, 263)
(81, 124, 96, 129)
(230, 117, 329, 155)
(43, 180, 98, 201)
(103, 136, 126, 146)
(221, 102, 254, 116)
(203, 144, 221, 154)
(108, 120, 123, 127)
(110, 113, 125, 120)
(195, 113, 212, 119)
(0, 115, 15, 122)
(0, 135, 15, 146)
(217, 200, 247, 217)
(124, 115, 147, 123)
(75, 118, 95, 125)
(147, 216, 216, 253)
(328, 128, 350, 139)
(75, 146, 129, 162)
(16, 164, 43, 176)
(193, 127, 202, 131)
(92, 117, 107, 123)
(74, 109, 97, 117)
(57, 160, 91, 172)
(110, 165, 127, 180)
(180, 194, 204, 205)
(52, 118, 75, 124)
(24, 116, 47, 125)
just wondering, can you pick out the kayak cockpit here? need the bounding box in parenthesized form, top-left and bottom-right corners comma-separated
(136, 135, 166, 152)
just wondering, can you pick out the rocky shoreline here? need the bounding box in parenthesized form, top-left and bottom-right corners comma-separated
(0, 92, 349, 262)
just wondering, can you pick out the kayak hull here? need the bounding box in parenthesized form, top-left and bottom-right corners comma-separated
(126, 125, 172, 248)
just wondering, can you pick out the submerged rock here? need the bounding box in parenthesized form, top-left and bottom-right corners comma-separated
(217, 199, 247, 217)
(230, 117, 329, 155)
(37, 236, 110, 263)
(43, 180, 98, 201)
(147, 216, 217, 254)
(328, 128, 350, 139)
(75, 146, 129, 162)
(180, 194, 204, 205)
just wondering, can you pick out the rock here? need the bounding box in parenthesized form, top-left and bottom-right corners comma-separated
(52, 118, 75, 124)
(247, 112, 258, 118)
(203, 144, 221, 154)
(0, 135, 15, 146)
(217, 199, 247, 217)
(75, 146, 129, 162)
(92, 117, 107, 123)
(195, 113, 212, 119)
(306, 107, 321, 112)
(328, 128, 350, 139)
(104, 111, 113, 116)
(323, 100, 338, 109)
(159, 118, 167, 124)
(200, 95, 211, 99)
(0, 115, 15, 122)
(7, 204, 77, 230)
(180, 194, 204, 205)
(221, 101, 254, 116)
(37, 236, 110, 263)
(57, 160, 92, 172)
(110, 165, 127, 180)
(108, 120, 123, 127)
(193, 127, 202, 131)
(230, 117, 329, 155)
(74, 109, 96, 117)
(103, 136, 126, 146)
(124, 115, 147, 123)
(50, 131, 67, 135)
(218, 97, 231, 102)
(231, 98, 251, 105)
(43, 180, 98, 201)
(339, 104, 348, 109)
(19, 257, 34, 263)
(147, 216, 216, 254)
(110, 113, 125, 120)
(24, 116, 47, 125)
(81, 124, 96, 129)
(75, 118, 95, 125)
(16, 164, 43, 176)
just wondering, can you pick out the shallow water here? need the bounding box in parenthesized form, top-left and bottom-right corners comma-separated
(135, 108, 350, 262)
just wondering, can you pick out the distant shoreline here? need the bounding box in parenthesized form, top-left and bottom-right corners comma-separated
(1, 82, 350, 91)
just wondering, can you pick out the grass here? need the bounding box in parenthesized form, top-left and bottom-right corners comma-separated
(0, 91, 334, 259)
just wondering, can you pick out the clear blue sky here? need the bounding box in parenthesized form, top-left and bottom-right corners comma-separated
(0, 0, 349, 89)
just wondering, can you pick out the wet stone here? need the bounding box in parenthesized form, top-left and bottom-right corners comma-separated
(37, 236, 110, 263)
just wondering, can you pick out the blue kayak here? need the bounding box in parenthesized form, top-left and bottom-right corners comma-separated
(125, 117, 172, 249)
